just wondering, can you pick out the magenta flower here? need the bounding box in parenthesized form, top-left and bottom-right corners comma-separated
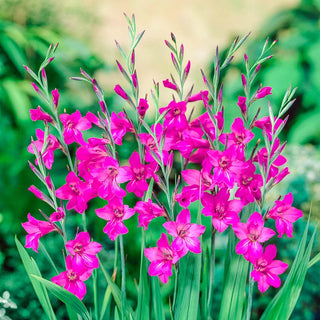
(235, 161, 263, 205)
(51, 255, 92, 300)
(114, 84, 128, 100)
(233, 212, 275, 262)
(201, 188, 243, 233)
(60, 110, 92, 145)
(163, 79, 178, 91)
(117, 151, 158, 198)
(66, 232, 102, 269)
(30, 106, 53, 123)
(190, 112, 216, 142)
(49, 207, 65, 223)
(134, 199, 166, 230)
(208, 145, 246, 189)
(55, 172, 96, 214)
(28, 129, 60, 169)
(175, 164, 213, 207)
(95, 197, 135, 241)
(89, 156, 126, 200)
(266, 193, 303, 238)
(237, 96, 247, 114)
(254, 116, 284, 141)
(255, 86, 272, 99)
(188, 90, 209, 107)
(159, 100, 188, 131)
(51, 88, 60, 108)
(22, 213, 56, 252)
(220, 117, 254, 149)
(137, 98, 149, 118)
(163, 209, 205, 256)
(110, 111, 134, 145)
(254, 138, 287, 181)
(76, 137, 110, 180)
(144, 233, 180, 283)
(251, 244, 288, 292)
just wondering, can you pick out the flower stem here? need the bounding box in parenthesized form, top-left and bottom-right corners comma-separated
(119, 235, 126, 320)
(246, 264, 254, 320)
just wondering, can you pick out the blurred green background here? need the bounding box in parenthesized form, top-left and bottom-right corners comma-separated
(1, 0, 320, 319)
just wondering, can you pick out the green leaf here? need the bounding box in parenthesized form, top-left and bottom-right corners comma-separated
(99, 284, 112, 320)
(1, 33, 27, 75)
(174, 251, 202, 320)
(151, 277, 165, 320)
(135, 230, 150, 320)
(99, 261, 123, 314)
(260, 220, 316, 320)
(31, 275, 91, 320)
(218, 229, 249, 320)
(15, 237, 57, 320)
(2, 79, 30, 123)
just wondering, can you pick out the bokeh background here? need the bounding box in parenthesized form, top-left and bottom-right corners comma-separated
(1, 0, 320, 319)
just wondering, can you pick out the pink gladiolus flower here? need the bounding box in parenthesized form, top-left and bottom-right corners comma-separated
(49, 207, 65, 223)
(255, 86, 272, 99)
(208, 145, 246, 189)
(134, 199, 166, 230)
(251, 245, 288, 292)
(30, 106, 53, 123)
(60, 110, 92, 145)
(110, 111, 134, 145)
(235, 161, 263, 205)
(22, 213, 56, 252)
(233, 212, 276, 262)
(237, 96, 247, 114)
(28, 129, 60, 169)
(95, 197, 135, 241)
(89, 156, 126, 200)
(131, 72, 138, 89)
(159, 100, 188, 131)
(51, 89, 60, 108)
(144, 233, 180, 283)
(188, 90, 209, 107)
(163, 209, 205, 256)
(137, 98, 149, 118)
(266, 193, 303, 238)
(254, 116, 283, 140)
(139, 124, 169, 164)
(214, 110, 224, 132)
(117, 151, 158, 198)
(66, 232, 102, 269)
(163, 79, 177, 90)
(254, 138, 287, 181)
(220, 117, 254, 149)
(76, 137, 110, 180)
(51, 255, 92, 300)
(114, 84, 128, 100)
(190, 113, 216, 142)
(201, 188, 243, 233)
(55, 172, 96, 214)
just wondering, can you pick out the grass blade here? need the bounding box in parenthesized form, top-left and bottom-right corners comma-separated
(31, 275, 91, 320)
(15, 236, 57, 320)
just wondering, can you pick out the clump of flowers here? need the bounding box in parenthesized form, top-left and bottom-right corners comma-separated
(18, 14, 313, 320)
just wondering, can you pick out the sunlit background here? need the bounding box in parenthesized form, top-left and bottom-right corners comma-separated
(1, 0, 320, 319)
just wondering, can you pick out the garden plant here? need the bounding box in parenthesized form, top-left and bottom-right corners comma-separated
(16, 14, 320, 320)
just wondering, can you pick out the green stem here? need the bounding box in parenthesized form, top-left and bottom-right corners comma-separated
(172, 264, 179, 310)
(119, 235, 126, 320)
(246, 264, 254, 320)
(93, 269, 99, 320)
(207, 229, 216, 315)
